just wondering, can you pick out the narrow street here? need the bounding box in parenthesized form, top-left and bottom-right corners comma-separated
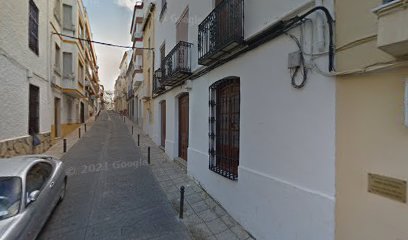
(37, 111, 191, 240)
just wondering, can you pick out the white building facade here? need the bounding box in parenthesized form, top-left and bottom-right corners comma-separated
(0, 0, 99, 158)
(0, 0, 52, 156)
(145, 0, 337, 239)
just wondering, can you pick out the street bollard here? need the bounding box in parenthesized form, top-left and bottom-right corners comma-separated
(132, 126, 134, 135)
(63, 139, 67, 153)
(123, 116, 125, 122)
(148, 147, 151, 165)
(138, 134, 140, 146)
(79, 128, 81, 138)
(84, 123, 87, 132)
(179, 186, 185, 219)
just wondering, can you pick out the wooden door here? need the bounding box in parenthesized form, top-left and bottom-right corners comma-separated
(216, 81, 240, 176)
(178, 94, 189, 160)
(160, 101, 166, 148)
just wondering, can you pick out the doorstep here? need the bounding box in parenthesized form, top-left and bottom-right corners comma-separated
(175, 157, 187, 171)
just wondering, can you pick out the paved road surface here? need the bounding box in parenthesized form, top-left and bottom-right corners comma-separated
(38, 111, 191, 240)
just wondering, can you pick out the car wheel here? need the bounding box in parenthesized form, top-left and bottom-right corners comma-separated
(59, 178, 67, 203)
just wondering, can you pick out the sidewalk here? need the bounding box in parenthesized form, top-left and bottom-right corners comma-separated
(45, 116, 96, 159)
(123, 115, 254, 240)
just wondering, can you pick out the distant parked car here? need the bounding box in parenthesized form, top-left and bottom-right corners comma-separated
(0, 155, 67, 240)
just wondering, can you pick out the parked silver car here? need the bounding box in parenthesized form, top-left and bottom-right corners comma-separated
(0, 155, 67, 240)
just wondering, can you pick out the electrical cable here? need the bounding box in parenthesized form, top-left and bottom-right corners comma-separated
(52, 32, 154, 50)
(285, 33, 308, 89)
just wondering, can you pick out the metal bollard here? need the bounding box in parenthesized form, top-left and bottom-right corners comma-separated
(179, 186, 185, 219)
(123, 116, 125, 122)
(138, 134, 140, 146)
(85, 124, 87, 132)
(79, 128, 81, 138)
(132, 126, 134, 135)
(147, 147, 151, 165)
(63, 139, 67, 153)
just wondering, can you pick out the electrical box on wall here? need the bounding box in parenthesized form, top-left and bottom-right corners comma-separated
(405, 79, 408, 128)
(288, 51, 302, 69)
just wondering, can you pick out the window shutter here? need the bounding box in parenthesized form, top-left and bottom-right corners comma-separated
(176, 9, 189, 43)
(63, 4, 73, 30)
(63, 52, 73, 77)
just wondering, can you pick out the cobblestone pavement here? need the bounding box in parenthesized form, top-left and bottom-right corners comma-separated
(124, 117, 255, 240)
(37, 111, 191, 240)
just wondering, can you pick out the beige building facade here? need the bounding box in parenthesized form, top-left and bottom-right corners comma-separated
(54, 0, 99, 138)
(335, 0, 408, 239)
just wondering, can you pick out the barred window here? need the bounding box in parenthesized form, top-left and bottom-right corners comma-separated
(209, 78, 240, 180)
(29, 0, 39, 55)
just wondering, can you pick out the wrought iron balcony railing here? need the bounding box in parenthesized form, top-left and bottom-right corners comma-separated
(162, 41, 192, 86)
(153, 69, 165, 95)
(198, 0, 245, 66)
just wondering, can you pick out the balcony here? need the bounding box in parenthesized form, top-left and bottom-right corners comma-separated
(373, 0, 408, 57)
(153, 69, 165, 95)
(133, 73, 144, 89)
(198, 0, 245, 66)
(161, 41, 192, 86)
(62, 76, 86, 98)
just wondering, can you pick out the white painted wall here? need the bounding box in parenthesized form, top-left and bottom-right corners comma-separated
(0, 0, 51, 141)
(148, 0, 336, 239)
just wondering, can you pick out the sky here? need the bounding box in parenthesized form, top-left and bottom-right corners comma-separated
(82, 0, 138, 91)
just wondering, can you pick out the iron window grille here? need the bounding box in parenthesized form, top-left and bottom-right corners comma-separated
(198, 0, 244, 66)
(209, 78, 240, 180)
(29, 0, 39, 55)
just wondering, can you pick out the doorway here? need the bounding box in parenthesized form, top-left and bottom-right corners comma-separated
(178, 94, 189, 161)
(80, 102, 85, 123)
(54, 98, 61, 138)
(160, 101, 166, 148)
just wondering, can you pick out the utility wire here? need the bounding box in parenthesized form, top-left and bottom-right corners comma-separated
(52, 32, 154, 51)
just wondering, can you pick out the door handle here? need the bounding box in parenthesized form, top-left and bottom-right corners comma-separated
(50, 182, 55, 188)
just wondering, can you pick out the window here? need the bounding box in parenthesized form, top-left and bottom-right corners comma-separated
(79, 23, 84, 47)
(78, 61, 84, 85)
(0, 177, 22, 220)
(55, 44, 61, 74)
(176, 8, 189, 43)
(29, 84, 40, 135)
(209, 78, 240, 180)
(63, 52, 73, 78)
(26, 162, 53, 203)
(63, 4, 73, 31)
(54, 0, 61, 22)
(29, 0, 39, 55)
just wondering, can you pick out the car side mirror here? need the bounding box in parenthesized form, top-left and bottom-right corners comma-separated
(27, 190, 40, 205)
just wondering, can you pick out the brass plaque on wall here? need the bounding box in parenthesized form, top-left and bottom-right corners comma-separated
(368, 173, 407, 203)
